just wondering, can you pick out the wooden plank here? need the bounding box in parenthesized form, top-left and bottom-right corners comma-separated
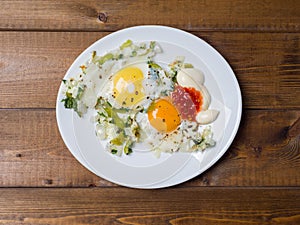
(198, 32, 300, 109)
(192, 110, 300, 187)
(0, 32, 108, 109)
(0, 32, 299, 109)
(0, 187, 299, 224)
(1, 0, 299, 32)
(0, 109, 114, 188)
(0, 109, 299, 187)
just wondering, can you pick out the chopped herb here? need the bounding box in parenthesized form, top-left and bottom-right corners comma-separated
(125, 117, 133, 126)
(124, 140, 133, 155)
(120, 39, 132, 50)
(61, 95, 75, 109)
(150, 41, 156, 49)
(95, 98, 125, 129)
(111, 149, 118, 154)
(132, 126, 140, 139)
(145, 101, 156, 113)
(96, 53, 114, 65)
(139, 44, 146, 49)
(61, 95, 83, 117)
(110, 135, 124, 146)
(76, 86, 85, 99)
(131, 50, 137, 57)
(147, 60, 162, 70)
(125, 148, 132, 155)
(97, 111, 107, 118)
(184, 63, 194, 68)
(92, 51, 96, 59)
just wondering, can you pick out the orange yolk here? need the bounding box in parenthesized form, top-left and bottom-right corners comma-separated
(147, 99, 181, 133)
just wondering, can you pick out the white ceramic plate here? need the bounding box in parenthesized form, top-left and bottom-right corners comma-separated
(56, 25, 242, 189)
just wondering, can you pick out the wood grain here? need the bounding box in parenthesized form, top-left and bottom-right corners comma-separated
(1, 0, 299, 32)
(0, 32, 108, 109)
(0, 32, 299, 109)
(0, 187, 299, 225)
(0, 0, 299, 223)
(0, 109, 299, 187)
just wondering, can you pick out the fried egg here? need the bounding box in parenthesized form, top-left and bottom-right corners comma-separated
(106, 61, 172, 108)
(135, 108, 182, 153)
(147, 98, 181, 133)
(112, 66, 146, 107)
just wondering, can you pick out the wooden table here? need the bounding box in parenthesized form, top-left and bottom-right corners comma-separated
(1, 1, 299, 224)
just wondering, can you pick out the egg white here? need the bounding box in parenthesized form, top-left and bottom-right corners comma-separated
(130, 105, 205, 154)
(100, 61, 150, 109)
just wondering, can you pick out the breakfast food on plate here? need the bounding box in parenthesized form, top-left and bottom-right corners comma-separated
(61, 40, 219, 156)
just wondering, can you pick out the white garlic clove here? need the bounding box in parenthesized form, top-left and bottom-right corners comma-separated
(196, 109, 219, 124)
(177, 68, 205, 87)
(198, 84, 211, 110)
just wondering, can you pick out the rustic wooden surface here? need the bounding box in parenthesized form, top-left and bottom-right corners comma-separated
(0, 0, 299, 224)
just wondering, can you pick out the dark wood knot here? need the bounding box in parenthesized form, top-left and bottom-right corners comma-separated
(44, 179, 53, 185)
(88, 183, 97, 188)
(98, 12, 108, 23)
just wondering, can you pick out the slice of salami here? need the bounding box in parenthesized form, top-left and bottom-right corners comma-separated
(171, 85, 198, 121)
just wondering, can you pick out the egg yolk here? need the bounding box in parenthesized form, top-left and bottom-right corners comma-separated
(147, 99, 181, 133)
(113, 67, 145, 107)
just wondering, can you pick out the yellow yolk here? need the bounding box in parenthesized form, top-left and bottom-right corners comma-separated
(113, 67, 145, 107)
(147, 99, 181, 133)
